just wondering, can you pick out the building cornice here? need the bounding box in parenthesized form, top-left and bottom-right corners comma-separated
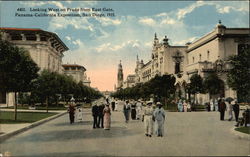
(0, 27, 69, 52)
(187, 27, 250, 53)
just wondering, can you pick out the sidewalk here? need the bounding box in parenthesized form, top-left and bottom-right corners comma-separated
(0, 109, 67, 142)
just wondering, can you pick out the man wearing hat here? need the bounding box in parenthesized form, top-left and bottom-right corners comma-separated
(142, 101, 154, 137)
(92, 102, 99, 128)
(153, 102, 166, 137)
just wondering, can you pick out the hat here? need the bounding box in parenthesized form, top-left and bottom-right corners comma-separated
(147, 101, 153, 105)
(156, 102, 162, 106)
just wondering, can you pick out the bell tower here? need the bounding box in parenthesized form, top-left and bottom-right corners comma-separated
(117, 60, 124, 89)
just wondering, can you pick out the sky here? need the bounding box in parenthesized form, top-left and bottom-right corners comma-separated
(0, 1, 249, 91)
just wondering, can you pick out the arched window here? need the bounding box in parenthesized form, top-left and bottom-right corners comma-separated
(175, 62, 180, 74)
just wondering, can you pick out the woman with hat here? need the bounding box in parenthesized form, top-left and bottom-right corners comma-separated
(142, 101, 154, 137)
(123, 100, 131, 123)
(103, 104, 111, 130)
(178, 99, 183, 112)
(153, 102, 166, 137)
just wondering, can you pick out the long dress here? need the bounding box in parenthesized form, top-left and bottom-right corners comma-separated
(68, 105, 75, 124)
(131, 103, 137, 120)
(210, 100, 214, 111)
(178, 102, 183, 112)
(103, 106, 111, 130)
(153, 107, 166, 136)
(183, 102, 187, 112)
(136, 102, 142, 119)
(227, 102, 233, 121)
(123, 103, 131, 122)
(77, 108, 84, 122)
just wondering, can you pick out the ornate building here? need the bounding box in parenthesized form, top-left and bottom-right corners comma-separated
(116, 60, 124, 89)
(0, 27, 68, 105)
(128, 21, 250, 104)
(62, 64, 91, 87)
(123, 74, 136, 88)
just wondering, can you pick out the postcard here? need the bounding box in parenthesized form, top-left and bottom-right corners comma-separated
(0, 0, 249, 156)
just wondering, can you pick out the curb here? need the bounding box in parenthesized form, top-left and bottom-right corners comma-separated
(230, 127, 250, 140)
(0, 111, 67, 143)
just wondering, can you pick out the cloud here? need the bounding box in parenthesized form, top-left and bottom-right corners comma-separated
(72, 39, 83, 46)
(156, 12, 168, 17)
(96, 17, 122, 26)
(48, 17, 94, 32)
(65, 36, 71, 41)
(139, 17, 156, 26)
(177, 1, 206, 20)
(172, 36, 198, 45)
(161, 18, 176, 25)
(217, 6, 232, 14)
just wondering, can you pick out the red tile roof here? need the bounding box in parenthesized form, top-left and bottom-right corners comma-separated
(0, 27, 42, 31)
(0, 27, 69, 51)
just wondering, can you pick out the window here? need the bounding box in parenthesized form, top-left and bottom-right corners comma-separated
(26, 34, 36, 41)
(175, 62, 180, 74)
(199, 54, 201, 61)
(192, 57, 195, 63)
(207, 51, 210, 60)
(238, 44, 250, 54)
(11, 34, 22, 40)
(40, 36, 47, 41)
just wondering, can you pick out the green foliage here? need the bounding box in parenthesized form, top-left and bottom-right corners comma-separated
(227, 48, 250, 102)
(111, 74, 176, 104)
(235, 127, 250, 134)
(31, 70, 102, 106)
(189, 74, 204, 94)
(0, 111, 57, 124)
(0, 38, 39, 93)
(203, 73, 224, 95)
(0, 37, 39, 120)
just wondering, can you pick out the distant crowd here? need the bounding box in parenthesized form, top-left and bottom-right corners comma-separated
(67, 97, 250, 137)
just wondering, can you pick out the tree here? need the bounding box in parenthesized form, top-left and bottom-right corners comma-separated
(227, 47, 250, 102)
(189, 74, 204, 103)
(203, 73, 224, 98)
(0, 38, 39, 120)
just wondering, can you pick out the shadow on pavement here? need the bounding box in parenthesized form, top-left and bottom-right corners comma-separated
(53, 120, 121, 126)
(15, 126, 141, 142)
(16, 151, 110, 157)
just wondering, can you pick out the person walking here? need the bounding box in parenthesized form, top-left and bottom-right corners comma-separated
(218, 98, 226, 120)
(142, 101, 154, 137)
(214, 99, 219, 111)
(131, 101, 137, 120)
(232, 99, 240, 122)
(77, 107, 84, 122)
(210, 99, 214, 111)
(136, 100, 143, 120)
(68, 103, 75, 124)
(183, 100, 188, 112)
(97, 102, 105, 128)
(226, 100, 233, 121)
(123, 100, 131, 123)
(187, 101, 191, 112)
(111, 100, 116, 111)
(92, 103, 99, 128)
(153, 102, 166, 137)
(103, 104, 111, 130)
(178, 99, 183, 112)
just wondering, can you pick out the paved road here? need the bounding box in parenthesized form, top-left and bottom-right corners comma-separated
(0, 105, 249, 156)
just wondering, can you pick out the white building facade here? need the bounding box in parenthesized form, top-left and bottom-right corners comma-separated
(62, 64, 91, 87)
(125, 22, 250, 104)
(0, 27, 68, 106)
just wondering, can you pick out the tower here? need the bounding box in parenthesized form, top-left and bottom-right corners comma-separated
(117, 60, 124, 89)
